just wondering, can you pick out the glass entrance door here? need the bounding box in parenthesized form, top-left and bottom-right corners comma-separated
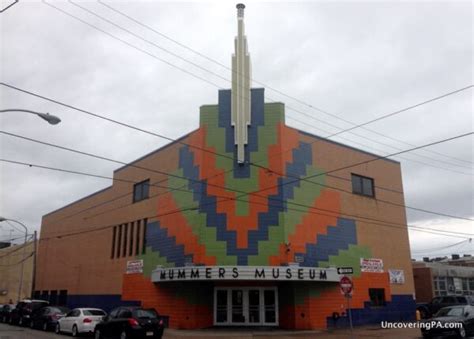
(214, 287, 278, 326)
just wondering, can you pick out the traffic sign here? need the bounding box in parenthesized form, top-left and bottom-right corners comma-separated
(337, 267, 353, 275)
(340, 275, 353, 295)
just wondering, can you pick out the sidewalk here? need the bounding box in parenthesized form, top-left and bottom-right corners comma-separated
(163, 325, 421, 338)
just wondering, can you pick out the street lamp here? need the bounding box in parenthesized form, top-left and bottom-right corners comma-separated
(0, 109, 61, 125)
(0, 217, 29, 302)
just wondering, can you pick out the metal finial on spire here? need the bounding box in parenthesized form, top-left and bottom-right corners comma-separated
(236, 3, 245, 18)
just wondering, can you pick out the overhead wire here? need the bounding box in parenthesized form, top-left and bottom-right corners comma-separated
(2, 130, 472, 223)
(1, 132, 473, 240)
(42, 0, 474, 176)
(97, 0, 473, 167)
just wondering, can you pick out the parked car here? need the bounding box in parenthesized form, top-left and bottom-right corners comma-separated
(417, 296, 474, 319)
(9, 299, 49, 326)
(29, 305, 70, 331)
(56, 308, 107, 337)
(0, 304, 16, 323)
(94, 307, 164, 339)
(420, 305, 474, 338)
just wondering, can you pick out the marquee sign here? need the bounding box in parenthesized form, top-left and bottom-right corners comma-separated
(151, 266, 339, 283)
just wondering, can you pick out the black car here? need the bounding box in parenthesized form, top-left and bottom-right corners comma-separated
(94, 307, 164, 339)
(421, 305, 474, 338)
(29, 306, 70, 331)
(9, 299, 49, 326)
(0, 304, 16, 323)
(417, 296, 474, 319)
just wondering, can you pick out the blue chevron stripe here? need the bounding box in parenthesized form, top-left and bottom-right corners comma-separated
(297, 218, 357, 267)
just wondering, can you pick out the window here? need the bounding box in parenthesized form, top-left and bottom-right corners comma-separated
(49, 290, 58, 305)
(129, 222, 134, 256)
(111, 226, 117, 259)
(142, 218, 148, 254)
(41, 290, 49, 301)
(109, 308, 120, 319)
(116, 225, 122, 258)
(351, 174, 375, 197)
(135, 220, 141, 255)
(133, 179, 150, 203)
(128, 221, 135, 256)
(369, 288, 386, 306)
(58, 290, 68, 306)
(123, 223, 128, 257)
(118, 309, 132, 318)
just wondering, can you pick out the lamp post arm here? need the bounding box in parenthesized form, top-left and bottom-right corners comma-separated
(0, 109, 61, 125)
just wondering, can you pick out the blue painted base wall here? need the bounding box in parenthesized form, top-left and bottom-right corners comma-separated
(327, 295, 416, 328)
(67, 294, 140, 313)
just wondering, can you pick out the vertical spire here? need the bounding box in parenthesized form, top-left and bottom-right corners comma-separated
(232, 3, 252, 164)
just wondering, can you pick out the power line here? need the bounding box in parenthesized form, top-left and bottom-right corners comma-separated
(326, 86, 474, 138)
(2, 130, 472, 223)
(287, 116, 474, 176)
(412, 239, 472, 254)
(2, 81, 473, 212)
(1, 156, 472, 240)
(0, 252, 35, 267)
(37, 193, 473, 243)
(40, 1, 474, 174)
(245, 131, 474, 199)
(97, 0, 473, 167)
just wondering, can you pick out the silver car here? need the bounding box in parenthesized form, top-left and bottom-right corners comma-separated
(56, 308, 107, 337)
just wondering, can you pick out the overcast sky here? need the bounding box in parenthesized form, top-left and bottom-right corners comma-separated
(1, 0, 472, 259)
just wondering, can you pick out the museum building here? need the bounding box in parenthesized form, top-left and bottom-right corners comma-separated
(35, 4, 416, 329)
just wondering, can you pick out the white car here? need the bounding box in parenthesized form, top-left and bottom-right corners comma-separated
(56, 308, 107, 337)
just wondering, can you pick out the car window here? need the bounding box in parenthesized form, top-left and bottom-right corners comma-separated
(118, 309, 132, 318)
(109, 308, 120, 319)
(436, 307, 464, 317)
(443, 297, 457, 303)
(83, 310, 106, 316)
(134, 309, 158, 319)
(457, 297, 466, 303)
(73, 310, 81, 317)
(432, 297, 442, 304)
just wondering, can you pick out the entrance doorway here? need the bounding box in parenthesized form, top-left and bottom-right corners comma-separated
(214, 287, 278, 326)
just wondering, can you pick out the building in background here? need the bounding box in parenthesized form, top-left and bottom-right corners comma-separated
(0, 240, 35, 303)
(413, 258, 474, 303)
(35, 4, 416, 330)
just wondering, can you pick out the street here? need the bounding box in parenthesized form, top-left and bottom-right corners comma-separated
(0, 322, 431, 339)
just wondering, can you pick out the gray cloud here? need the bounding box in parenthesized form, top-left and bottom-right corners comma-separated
(1, 1, 472, 255)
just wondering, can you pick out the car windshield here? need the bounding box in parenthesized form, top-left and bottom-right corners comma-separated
(83, 310, 106, 316)
(133, 309, 158, 319)
(436, 307, 464, 317)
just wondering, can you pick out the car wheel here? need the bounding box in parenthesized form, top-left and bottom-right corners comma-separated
(94, 329, 101, 339)
(55, 323, 61, 334)
(72, 325, 79, 337)
(120, 331, 127, 339)
(18, 317, 23, 326)
(458, 325, 466, 338)
(29, 320, 34, 329)
(42, 321, 48, 331)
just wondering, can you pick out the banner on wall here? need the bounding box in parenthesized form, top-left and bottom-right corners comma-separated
(389, 269, 405, 284)
(126, 259, 144, 274)
(360, 258, 384, 273)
